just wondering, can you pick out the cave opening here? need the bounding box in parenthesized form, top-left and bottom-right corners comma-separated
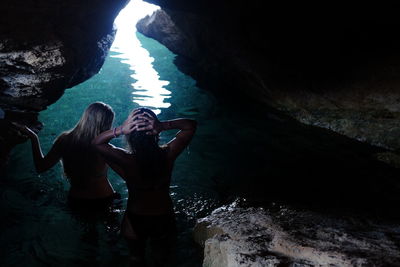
(111, 0, 170, 115)
(0, 1, 218, 266)
(1, 1, 400, 265)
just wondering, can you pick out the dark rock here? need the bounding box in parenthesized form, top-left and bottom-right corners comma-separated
(194, 201, 400, 266)
(0, 0, 128, 162)
(138, 1, 400, 152)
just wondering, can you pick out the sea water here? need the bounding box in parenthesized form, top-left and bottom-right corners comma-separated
(2, 4, 400, 267)
(0, 32, 222, 266)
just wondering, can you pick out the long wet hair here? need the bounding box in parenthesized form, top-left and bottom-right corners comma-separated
(59, 102, 114, 179)
(125, 108, 167, 179)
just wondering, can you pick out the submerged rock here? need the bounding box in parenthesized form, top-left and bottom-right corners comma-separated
(193, 201, 400, 266)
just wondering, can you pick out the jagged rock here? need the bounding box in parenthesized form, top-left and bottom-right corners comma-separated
(375, 151, 400, 168)
(193, 201, 400, 267)
(136, 9, 193, 56)
(139, 1, 400, 152)
(0, 0, 128, 162)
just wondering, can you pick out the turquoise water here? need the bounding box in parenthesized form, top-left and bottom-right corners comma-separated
(2, 19, 400, 267)
(0, 32, 221, 266)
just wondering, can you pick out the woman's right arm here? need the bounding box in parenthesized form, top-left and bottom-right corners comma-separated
(16, 125, 63, 173)
(91, 110, 144, 176)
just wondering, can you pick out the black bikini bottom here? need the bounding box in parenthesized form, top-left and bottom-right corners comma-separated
(67, 192, 122, 212)
(127, 212, 177, 266)
(67, 192, 122, 231)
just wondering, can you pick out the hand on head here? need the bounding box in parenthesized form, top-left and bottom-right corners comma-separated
(121, 108, 162, 135)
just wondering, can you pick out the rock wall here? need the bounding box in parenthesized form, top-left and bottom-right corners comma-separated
(138, 2, 400, 152)
(193, 201, 400, 266)
(0, 0, 128, 162)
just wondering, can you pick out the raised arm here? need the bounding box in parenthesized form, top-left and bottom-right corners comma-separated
(139, 112, 197, 160)
(91, 110, 144, 176)
(17, 125, 63, 173)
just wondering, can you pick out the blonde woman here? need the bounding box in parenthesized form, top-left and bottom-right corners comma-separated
(19, 102, 118, 206)
(18, 102, 136, 253)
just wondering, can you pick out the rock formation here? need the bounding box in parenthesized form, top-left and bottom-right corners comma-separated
(0, 0, 128, 162)
(137, 2, 400, 154)
(193, 200, 400, 266)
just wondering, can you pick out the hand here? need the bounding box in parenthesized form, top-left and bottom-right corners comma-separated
(120, 109, 161, 135)
(121, 109, 162, 135)
(121, 109, 140, 135)
(137, 111, 162, 135)
(11, 122, 37, 138)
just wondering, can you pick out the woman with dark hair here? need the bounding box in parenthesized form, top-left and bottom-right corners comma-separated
(92, 107, 197, 266)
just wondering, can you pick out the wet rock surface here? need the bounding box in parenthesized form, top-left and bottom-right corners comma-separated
(139, 2, 400, 153)
(193, 200, 400, 267)
(0, 0, 128, 161)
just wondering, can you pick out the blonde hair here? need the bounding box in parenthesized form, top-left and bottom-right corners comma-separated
(68, 102, 114, 144)
(59, 102, 114, 179)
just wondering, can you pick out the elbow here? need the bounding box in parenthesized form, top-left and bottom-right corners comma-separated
(91, 143, 100, 152)
(91, 138, 101, 148)
(91, 139, 106, 153)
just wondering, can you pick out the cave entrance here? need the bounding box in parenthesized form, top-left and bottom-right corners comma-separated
(1, 0, 219, 265)
(111, 0, 169, 115)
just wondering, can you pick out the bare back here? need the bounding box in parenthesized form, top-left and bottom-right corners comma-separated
(92, 116, 197, 215)
(58, 134, 115, 199)
(107, 147, 175, 215)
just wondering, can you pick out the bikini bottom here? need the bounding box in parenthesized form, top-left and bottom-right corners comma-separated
(127, 211, 177, 267)
(67, 192, 122, 232)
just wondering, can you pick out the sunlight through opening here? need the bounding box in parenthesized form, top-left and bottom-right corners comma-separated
(111, 0, 169, 115)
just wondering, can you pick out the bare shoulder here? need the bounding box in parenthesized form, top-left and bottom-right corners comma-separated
(55, 132, 69, 144)
(98, 143, 135, 166)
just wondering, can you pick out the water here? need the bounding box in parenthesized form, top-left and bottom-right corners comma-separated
(2, 2, 400, 266)
(0, 26, 220, 267)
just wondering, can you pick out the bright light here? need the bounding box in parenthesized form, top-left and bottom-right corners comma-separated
(111, 0, 170, 115)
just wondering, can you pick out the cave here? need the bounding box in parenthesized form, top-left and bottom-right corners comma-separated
(1, 0, 400, 266)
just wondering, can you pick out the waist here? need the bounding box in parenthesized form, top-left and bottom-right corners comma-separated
(127, 193, 173, 215)
(68, 191, 120, 201)
(69, 176, 115, 199)
(131, 185, 170, 192)
(68, 192, 122, 211)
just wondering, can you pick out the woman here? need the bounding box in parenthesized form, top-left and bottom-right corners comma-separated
(17, 102, 122, 213)
(92, 107, 197, 266)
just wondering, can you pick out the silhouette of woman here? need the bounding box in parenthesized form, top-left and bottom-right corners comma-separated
(92, 107, 197, 266)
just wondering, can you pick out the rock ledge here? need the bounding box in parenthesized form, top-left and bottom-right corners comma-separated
(193, 201, 400, 266)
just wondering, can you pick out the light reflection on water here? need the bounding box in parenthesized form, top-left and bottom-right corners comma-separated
(111, 0, 170, 115)
(1, 1, 219, 265)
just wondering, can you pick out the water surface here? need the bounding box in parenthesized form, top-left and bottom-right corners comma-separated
(2, 3, 400, 266)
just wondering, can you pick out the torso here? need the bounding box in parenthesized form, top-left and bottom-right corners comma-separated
(68, 174, 115, 199)
(59, 135, 115, 200)
(123, 149, 174, 215)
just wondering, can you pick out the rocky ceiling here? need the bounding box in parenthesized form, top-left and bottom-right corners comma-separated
(0, 0, 128, 161)
(1, 0, 399, 164)
(139, 1, 400, 153)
